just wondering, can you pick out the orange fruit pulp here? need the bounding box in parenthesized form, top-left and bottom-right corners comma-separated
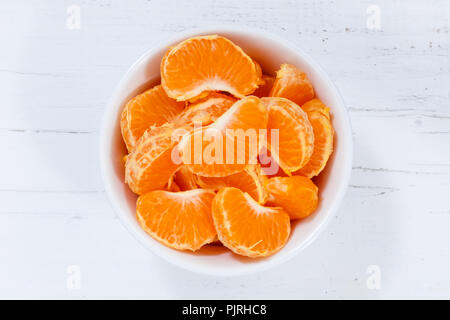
(212, 187, 290, 258)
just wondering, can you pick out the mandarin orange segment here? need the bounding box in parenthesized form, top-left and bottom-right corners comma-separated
(264, 176, 318, 220)
(137, 189, 217, 251)
(120, 85, 185, 151)
(125, 123, 184, 195)
(174, 92, 236, 127)
(161, 35, 262, 101)
(269, 64, 315, 106)
(177, 96, 268, 177)
(195, 165, 266, 203)
(294, 99, 334, 178)
(262, 97, 314, 174)
(302, 99, 331, 119)
(173, 166, 199, 191)
(212, 187, 290, 258)
(253, 74, 275, 98)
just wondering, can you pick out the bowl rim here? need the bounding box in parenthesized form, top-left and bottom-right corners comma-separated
(100, 25, 353, 276)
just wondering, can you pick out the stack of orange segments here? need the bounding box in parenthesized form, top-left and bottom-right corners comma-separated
(120, 35, 334, 258)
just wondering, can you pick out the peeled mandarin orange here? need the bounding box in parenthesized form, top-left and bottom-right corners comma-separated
(177, 96, 268, 177)
(294, 99, 334, 178)
(264, 176, 318, 220)
(137, 189, 216, 251)
(125, 123, 184, 195)
(119, 33, 334, 258)
(253, 74, 275, 98)
(269, 64, 315, 106)
(173, 166, 199, 191)
(262, 97, 314, 174)
(196, 165, 266, 203)
(174, 92, 236, 127)
(161, 35, 262, 101)
(212, 187, 290, 257)
(120, 85, 185, 151)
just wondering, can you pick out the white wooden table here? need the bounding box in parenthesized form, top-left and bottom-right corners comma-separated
(1, 0, 449, 299)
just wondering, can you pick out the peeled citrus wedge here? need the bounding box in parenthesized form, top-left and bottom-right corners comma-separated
(264, 176, 318, 220)
(177, 96, 268, 177)
(212, 187, 290, 257)
(253, 74, 275, 98)
(269, 63, 315, 106)
(161, 35, 262, 101)
(294, 99, 334, 178)
(175, 92, 236, 127)
(262, 97, 314, 174)
(121, 85, 185, 151)
(196, 165, 266, 203)
(125, 123, 184, 195)
(137, 189, 216, 251)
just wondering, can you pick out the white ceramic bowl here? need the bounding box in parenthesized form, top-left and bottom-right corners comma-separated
(100, 26, 352, 276)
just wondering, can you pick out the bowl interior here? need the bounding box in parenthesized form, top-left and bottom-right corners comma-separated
(101, 28, 352, 276)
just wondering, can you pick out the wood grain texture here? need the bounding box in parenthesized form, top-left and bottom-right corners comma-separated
(0, 0, 449, 299)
